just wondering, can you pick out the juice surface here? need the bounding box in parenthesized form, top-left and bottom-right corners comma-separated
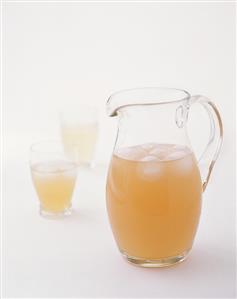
(106, 143, 202, 259)
(31, 160, 77, 213)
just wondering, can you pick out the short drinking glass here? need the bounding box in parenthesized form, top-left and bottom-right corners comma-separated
(30, 141, 78, 217)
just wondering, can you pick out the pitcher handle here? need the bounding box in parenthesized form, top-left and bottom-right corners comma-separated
(189, 95, 223, 192)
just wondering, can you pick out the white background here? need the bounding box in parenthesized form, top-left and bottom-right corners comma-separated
(3, 2, 236, 298)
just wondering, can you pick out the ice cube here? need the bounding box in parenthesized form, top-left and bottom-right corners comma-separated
(33, 160, 76, 174)
(172, 144, 187, 151)
(166, 150, 187, 161)
(149, 147, 168, 156)
(150, 143, 174, 153)
(159, 143, 174, 149)
(116, 146, 134, 158)
(173, 155, 193, 174)
(140, 143, 156, 151)
(34, 161, 58, 173)
(149, 148, 164, 155)
(149, 147, 171, 161)
(116, 146, 147, 161)
(140, 155, 157, 162)
(137, 161, 161, 180)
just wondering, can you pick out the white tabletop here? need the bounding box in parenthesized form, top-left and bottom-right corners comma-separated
(3, 152, 236, 298)
(3, 2, 236, 297)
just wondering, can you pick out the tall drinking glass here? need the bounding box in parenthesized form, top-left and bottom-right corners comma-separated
(60, 105, 99, 167)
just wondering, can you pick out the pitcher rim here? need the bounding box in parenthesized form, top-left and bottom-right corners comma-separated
(107, 87, 191, 116)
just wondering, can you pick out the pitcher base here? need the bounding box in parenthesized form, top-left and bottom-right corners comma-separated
(121, 250, 190, 268)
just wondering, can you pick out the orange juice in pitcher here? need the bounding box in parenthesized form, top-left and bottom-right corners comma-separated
(107, 143, 202, 262)
(106, 88, 223, 267)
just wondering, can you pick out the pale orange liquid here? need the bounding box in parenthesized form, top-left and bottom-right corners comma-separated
(31, 161, 77, 213)
(61, 123, 98, 164)
(106, 143, 202, 260)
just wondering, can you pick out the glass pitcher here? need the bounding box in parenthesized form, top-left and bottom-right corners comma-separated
(106, 87, 223, 267)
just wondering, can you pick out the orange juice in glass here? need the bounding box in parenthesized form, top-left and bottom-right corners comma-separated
(30, 141, 78, 217)
(60, 105, 98, 167)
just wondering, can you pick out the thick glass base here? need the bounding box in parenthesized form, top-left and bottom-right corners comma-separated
(39, 206, 72, 219)
(121, 250, 190, 268)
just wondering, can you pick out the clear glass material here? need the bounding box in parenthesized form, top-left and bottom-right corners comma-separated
(59, 105, 99, 167)
(106, 87, 223, 267)
(30, 141, 78, 218)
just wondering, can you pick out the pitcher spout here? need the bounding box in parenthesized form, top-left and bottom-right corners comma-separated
(106, 87, 190, 117)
